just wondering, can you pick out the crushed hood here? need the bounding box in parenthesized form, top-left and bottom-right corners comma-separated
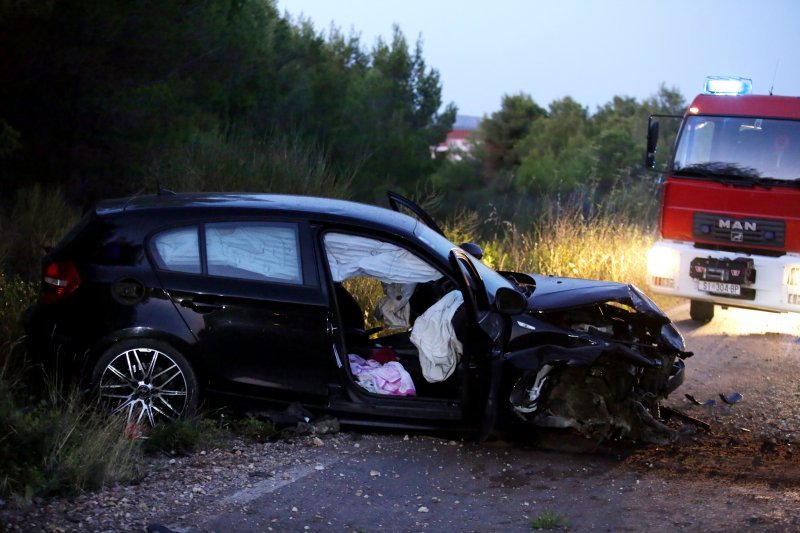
(526, 275, 669, 323)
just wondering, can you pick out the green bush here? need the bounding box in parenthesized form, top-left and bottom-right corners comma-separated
(141, 416, 228, 456)
(147, 129, 353, 198)
(2, 283, 142, 500)
(141, 414, 277, 456)
(0, 380, 142, 498)
(0, 273, 37, 345)
(228, 415, 277, 442)
(530, 509, 571, 530)
(0, 184, 81, 281)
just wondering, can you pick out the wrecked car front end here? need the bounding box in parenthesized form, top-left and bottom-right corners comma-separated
(501, 274, 690, 443)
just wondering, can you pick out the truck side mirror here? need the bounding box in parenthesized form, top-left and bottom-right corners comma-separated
(645, 119, 660, 169)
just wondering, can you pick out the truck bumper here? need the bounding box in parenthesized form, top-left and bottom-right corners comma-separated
(646, 240, 800, 313)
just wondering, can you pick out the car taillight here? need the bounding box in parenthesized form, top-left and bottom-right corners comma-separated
(40, 261, 81, 304)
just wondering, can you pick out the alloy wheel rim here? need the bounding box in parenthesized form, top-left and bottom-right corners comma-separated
(99, 347, 188, 426)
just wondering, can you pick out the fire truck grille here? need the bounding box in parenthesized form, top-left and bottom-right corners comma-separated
(692, 213, 785, 249)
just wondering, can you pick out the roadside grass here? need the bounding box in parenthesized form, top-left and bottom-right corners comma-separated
(343, 203, 672, 329)
(0, 273, 37, 346)
(0, 185, 81, 281)
(486, 207, 653, 290)
(530, 508, 571, 530)
(0, 365, 143, 498)
(147, 129, 354, 199)
(443, 200, 677, 310)
(142, 414, 277, 457)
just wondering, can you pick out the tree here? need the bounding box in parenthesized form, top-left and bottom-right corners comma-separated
(478, 93, 546, 180)
(0, 2, 454, 206)
(331, 27, 455, 200)
(514, 97, 594, 195)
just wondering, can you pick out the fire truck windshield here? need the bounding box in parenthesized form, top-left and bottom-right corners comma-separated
(673, 116, 800, 186)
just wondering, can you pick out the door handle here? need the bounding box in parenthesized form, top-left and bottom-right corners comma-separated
(179, 299, 223, 313)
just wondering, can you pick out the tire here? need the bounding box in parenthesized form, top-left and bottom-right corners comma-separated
(689, 300, 714, 322)
(91, 339, 198, 426)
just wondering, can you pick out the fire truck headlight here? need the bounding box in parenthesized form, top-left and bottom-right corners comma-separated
(786, 266, 800, 289)
(647, 245, 680, 289)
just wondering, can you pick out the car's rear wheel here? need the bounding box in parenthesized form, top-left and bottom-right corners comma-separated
(689, 300, 714, 322)
(92, 340, 198, 427)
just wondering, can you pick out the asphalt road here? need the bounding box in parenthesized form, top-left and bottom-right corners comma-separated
(153, 303, 800, 533)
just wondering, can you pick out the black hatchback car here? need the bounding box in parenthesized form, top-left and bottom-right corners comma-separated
(26, 192, 689, 442)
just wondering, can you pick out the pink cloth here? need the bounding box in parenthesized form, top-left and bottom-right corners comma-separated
(348, 354, 416, 396)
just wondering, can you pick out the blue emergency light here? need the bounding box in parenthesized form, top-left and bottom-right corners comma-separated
(703, 76, 753, 96)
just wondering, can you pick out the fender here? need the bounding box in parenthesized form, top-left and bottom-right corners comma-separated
(503, 341, 661, 371)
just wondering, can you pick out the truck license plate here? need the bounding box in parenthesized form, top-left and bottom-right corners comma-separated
(698, 281, 741, 296)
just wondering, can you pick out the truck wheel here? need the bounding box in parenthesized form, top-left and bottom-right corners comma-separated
(689, 300, 714, 322)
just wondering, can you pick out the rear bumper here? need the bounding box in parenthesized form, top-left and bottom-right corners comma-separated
(647, 240, 800, 313)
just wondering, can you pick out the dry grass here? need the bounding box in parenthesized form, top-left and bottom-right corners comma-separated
(488, 210, 654, 290)
(341, 208, 670, 330)
(0, 367, 143, 498)
(0, 184, 81, 281)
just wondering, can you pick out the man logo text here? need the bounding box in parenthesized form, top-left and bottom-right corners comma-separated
(718, 219, 756, 231)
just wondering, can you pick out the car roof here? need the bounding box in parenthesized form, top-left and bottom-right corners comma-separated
(95, 192, 420, 233)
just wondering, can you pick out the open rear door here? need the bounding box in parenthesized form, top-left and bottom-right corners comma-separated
(387, 191, 445, 236)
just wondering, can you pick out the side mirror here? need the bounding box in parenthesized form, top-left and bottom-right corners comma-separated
(645, 118, 660, 169)
(460, 242, 483, 260)
(494, 287, 527, 315)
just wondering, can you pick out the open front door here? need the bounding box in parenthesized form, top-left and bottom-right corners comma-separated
(387, 191, 446, 236)
(448, 250, 506, 440)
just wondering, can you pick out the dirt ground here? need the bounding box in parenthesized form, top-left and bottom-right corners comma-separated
(2, 304, 799, 532)
(653, 303, 800, 487)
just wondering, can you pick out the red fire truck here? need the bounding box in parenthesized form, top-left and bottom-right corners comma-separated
(645, 76, 800, 322)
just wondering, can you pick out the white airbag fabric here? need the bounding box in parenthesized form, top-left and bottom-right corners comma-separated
(410, 290, 464, 383)
(324, 233, 440, 284)
(206, 225, 301, 282)
(374, 282, 416, 328)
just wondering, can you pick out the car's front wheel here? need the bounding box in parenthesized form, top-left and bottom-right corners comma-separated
(92, 340, 198, 427)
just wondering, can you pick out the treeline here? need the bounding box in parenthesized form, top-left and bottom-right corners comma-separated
(0, 0, 687, 242)
(0, 0, 454, 206)
(432, 90, 684, 221)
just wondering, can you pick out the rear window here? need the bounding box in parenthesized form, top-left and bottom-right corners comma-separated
(151, 227, 201, 273)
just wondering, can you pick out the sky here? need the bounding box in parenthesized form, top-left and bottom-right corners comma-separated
(277, 0, 800, 118)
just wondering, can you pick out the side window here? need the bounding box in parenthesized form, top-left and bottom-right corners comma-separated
(323, 232, 445, 330)
(206, 222, 302, 284)
(151, 226, 201, 273)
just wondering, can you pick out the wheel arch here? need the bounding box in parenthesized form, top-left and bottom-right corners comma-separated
(90, 328, 209, 388)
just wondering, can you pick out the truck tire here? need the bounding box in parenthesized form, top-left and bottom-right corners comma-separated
(690, 300, 714, 322)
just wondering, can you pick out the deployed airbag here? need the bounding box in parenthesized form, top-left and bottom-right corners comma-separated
(324, 233, 440, 284)
(374, 282, 416, 328)
(410, 290, 464, 383)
